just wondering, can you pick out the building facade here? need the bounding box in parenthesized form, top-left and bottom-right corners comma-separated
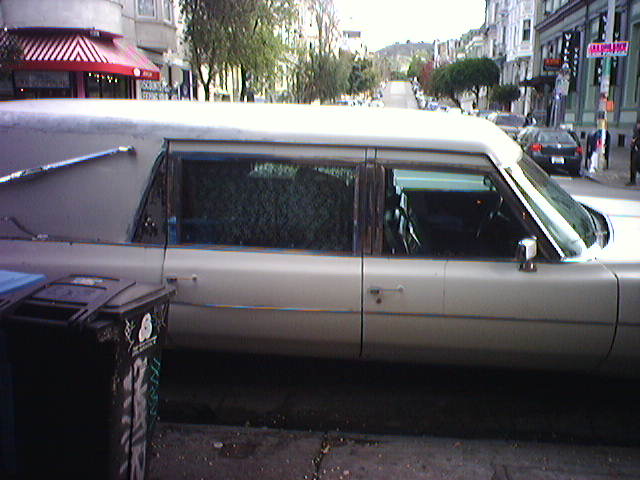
(0, 0, 192, 100)
(528, 0, 640, 143)
(484, 0, 536, 114)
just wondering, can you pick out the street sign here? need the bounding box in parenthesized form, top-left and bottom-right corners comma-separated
(561, 31, 581, 82)
(587, 41, 630, 58)
(543, 58, 562, 71)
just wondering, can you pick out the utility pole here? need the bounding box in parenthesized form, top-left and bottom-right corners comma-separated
(594, 0, 617, 172)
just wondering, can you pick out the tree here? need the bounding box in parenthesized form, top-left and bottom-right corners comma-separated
(0, 31, 23, 72)
(180, 0, 296, 101)
(427, 57, 499, 107)
(307, 0, 340, 55)
(428, 64, 460, 106)
(293, 49, 349, 103)
(347, 56, 379, 96)
(180, 0, 228, 100)
(419, 60, 434, 93)
(233, 0, 297, 101)
(406, 54, 426, 80)
(450, 57, 500, 107)
(292, 0, 349, 103)
(490, 84, 521, 110)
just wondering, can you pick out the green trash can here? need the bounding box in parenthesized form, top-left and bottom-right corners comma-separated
(0, 274, 174, 479)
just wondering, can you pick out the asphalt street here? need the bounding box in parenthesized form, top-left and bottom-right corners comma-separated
(151, 351, 640, 480)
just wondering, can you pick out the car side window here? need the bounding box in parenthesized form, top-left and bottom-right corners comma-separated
(382, 168, 528, 259)
(176, 156, 357, 253)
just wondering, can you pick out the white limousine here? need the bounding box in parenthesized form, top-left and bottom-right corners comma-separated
(0, 100, 639, 376)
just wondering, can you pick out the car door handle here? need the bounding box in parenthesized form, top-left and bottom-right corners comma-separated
(369, 285, 404, 295)
(165, 274, 198, 283)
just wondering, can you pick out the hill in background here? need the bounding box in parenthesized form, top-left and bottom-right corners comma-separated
(375, 41, 434, 59)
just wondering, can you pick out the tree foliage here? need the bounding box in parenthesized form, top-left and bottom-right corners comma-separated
(428, 57, 500, 107)
(292, 0, 350, 103)
(418, 60, 434, 93)
(293, 50, 350, 103)
(489, 84, 521, 110)
(406, 54, 427, 80)
(180, 0, 296, 101)
(451, 57, 500, 106)
(347, 56, 379, 96)
(428, 64, 459, 106)
(0, 31, 23, 71)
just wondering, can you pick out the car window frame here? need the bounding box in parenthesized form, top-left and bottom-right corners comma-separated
(370, 160, 558, 262)
(165, 142, 366, 257)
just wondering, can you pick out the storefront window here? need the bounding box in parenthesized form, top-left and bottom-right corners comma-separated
(138, 0, 156, 17)
(86, 73, 131, 99)
(13, 71, 74, 99)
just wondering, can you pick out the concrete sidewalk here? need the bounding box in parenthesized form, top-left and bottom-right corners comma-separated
(579, 144, 640, 190)
(149, 424, 640, 480)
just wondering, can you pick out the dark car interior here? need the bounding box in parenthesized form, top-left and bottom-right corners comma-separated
(383, 170, 528, 260)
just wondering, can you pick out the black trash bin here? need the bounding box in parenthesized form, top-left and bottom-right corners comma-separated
(0, 274, 174, 479)
(0, 270, 47, 477)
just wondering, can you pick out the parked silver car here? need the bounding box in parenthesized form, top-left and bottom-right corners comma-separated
(487, 112, 529, 139)
(0, 100, 638, 376)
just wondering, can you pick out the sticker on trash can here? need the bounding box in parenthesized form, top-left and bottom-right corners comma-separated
(125, 313, 158, 356)
(139, 314, 153, 342)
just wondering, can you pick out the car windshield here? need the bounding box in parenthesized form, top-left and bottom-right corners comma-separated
(538, 131, 576, 144)
(494, 115, 526, 127)
(504, 155, 597, 258)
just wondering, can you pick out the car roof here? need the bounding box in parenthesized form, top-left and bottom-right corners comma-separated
(0, 99, 520, 166)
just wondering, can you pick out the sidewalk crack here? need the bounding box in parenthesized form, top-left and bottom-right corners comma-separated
(311, 432, 331, 480)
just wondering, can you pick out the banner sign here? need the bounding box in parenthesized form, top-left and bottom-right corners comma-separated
(587, 41, 630, 58)
(561, 30, 580, 90)
(593, 12, 621, 85)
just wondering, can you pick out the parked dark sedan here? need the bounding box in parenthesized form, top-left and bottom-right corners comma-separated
(517, 127, 583, 177)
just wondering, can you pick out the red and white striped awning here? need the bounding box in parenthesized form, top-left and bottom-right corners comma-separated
(8, 31, 160, 81)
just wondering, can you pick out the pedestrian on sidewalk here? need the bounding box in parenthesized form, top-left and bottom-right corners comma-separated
(586, 129, 610, 171)
(629, 120, 640, 186)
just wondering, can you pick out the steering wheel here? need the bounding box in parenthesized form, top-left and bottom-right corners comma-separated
(398, 207, 430, 255)
(475, 196, 504, 239)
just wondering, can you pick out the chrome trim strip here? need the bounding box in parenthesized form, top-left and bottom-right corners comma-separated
(364, 310, 612, 327)
(167, 244, 357, 257)
(171, 301, 357, 315)
(0, 146, 135, 186)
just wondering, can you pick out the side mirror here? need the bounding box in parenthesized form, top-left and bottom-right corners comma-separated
(517, 237, 537, 272)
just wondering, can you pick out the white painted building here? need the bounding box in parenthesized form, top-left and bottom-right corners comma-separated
(484, 0, 535, 113)
(0, 0, 193, 100)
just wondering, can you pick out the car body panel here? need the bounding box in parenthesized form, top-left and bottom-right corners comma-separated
(0, 240, 164, 285)
(164, 247, 362, 357)
(0, 100, 638, 376)
(443, 260, 616, 370)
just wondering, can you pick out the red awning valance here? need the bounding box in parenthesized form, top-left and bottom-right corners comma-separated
(8, 31, 160, 81)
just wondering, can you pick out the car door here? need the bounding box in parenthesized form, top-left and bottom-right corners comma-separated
(162, 141, 365, 358)
(362, 149, 617, 371)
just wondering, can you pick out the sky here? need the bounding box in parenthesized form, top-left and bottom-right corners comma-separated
(333, 0, 486, 51)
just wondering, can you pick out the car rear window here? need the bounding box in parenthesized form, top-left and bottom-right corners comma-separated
(494, 115, 526, 127)
(538, 132, 576, 144)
